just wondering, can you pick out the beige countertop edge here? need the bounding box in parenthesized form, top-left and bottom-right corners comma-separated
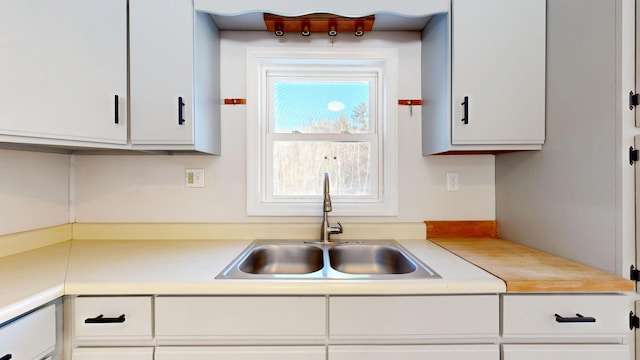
(63, 280, 505, 296)
(0, 284, 64, 325)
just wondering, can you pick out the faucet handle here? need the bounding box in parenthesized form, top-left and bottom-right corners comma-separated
(329, 221, 343, 235)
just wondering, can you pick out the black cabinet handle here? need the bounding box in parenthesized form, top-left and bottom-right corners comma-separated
(114, 95, 119, 124)
(1, 354, 12, 360)
(554, 313, 596, 323)
(84, 314, 126, 324)
(461, 96, 469, 124)
(178, 96, 185, 125)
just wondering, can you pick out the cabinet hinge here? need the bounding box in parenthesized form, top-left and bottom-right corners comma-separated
(631, 311, 640, 330)
(630, 147, 639, 165)
(630, 91, 640, 110)
(630, 265, 640, 281)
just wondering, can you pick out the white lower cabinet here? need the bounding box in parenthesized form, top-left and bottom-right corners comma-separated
(502, 294, 628, 338)
(502, 344, 629, 360)
(71, 347, 153, 360)
(0, 304, 56, 360)
(329, 295, 499, 343)
(329, 345, 499, 360)
(68, 293, 630, 360)
(73, 296, 153, 342)
(155, 296, 325, 344)
(69, 296, 154, 359)
(154, 346, 325, 360)
(501, 294, 630, 359)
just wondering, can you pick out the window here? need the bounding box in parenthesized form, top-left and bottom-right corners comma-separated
(247, 48, 398, 216)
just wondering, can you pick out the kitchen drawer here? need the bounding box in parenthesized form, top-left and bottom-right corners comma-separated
(502, 294, 629, 338)
(329, 344, 499, 360)
(74, 296, 152, 341)
(329, 295, 499, 342)
(154, 346, 326, 360)
(0, 304, 56, 360)
(72, 347, 154, 360)
(502, 344, 629, 360)
(155, 296, 326, 344)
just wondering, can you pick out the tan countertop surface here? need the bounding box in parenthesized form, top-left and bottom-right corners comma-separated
(430, 237, 634, 293)
(0, 238, 505, 324)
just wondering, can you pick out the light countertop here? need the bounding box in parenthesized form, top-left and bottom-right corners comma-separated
(0, 241, 69, 324)
(0, 238, 505, 323)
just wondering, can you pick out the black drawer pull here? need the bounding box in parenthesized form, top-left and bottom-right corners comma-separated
(178, 96, 185, 125)
(555, 313, 596, 323)
(1, 354, 12, 360)
(84, 314, 126, 324)
(114, 95, 119, 124)
(461, 96, 469, 124)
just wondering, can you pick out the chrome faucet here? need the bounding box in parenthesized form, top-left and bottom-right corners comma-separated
(321, 173, 343, 243)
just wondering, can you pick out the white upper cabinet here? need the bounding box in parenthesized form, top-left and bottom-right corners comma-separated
(194, 0, 449, 17)
(422, 0, 546, 154)
(130, 0, 221, 154)
(0, 0, 127, 147)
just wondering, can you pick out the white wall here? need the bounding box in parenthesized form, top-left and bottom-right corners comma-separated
(0, 149, 70, 235)
(495, 0, 636, 275)
(73, 31, 495, 224)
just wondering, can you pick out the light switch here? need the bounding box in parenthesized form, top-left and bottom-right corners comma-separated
(185, 168, 205, 188)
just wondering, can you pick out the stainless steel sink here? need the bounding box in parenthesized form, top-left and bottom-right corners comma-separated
(238, 244, 323, 275)
(216, 240, 440, 280)
(328, 244, 417, 275)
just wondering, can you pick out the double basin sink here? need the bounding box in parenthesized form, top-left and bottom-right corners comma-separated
(216, 240, 440, 280)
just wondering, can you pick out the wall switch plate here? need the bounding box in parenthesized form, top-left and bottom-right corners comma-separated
(447, 172, 459, 191)
(185, 168, 205, 188)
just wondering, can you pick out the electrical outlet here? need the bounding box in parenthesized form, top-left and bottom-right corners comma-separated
(447, 172, 459, 191)
(185, 168, 205, 188)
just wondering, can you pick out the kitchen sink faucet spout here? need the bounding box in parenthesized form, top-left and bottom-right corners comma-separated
(321, 173, 343, 243)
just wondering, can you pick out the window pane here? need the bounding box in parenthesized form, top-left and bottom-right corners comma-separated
(273, 141, 372, 197)
(273, 82, 370, 134)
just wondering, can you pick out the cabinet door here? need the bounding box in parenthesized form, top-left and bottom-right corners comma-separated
(329, 345, 499, 360)
(329, 295, 498, 342)
(451, 0, 545, 145)
(0, 305, 56, 360)
(130, 0, 195, 145)
(72, 347, 153, 360)
(155, 346, 325, 360)
(155, 296, 325, 344)
(0, 0, 127, 145)
(502, 344, 629, 360)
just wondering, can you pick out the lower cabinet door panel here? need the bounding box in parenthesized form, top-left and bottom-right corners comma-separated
(0, 304, 56, 360)
(154, 346, 326, 360)
(329, 295, 498, 341)
(328, 345, 499, 360)
(72, 347, 154, 360)
(502, 344, 629, 360)
(155, 296, 325, 344)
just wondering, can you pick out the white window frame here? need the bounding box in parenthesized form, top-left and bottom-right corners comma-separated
(246, 47, 398, 216)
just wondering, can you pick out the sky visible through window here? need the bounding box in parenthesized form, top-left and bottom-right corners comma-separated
(273, 81, 369, 133)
